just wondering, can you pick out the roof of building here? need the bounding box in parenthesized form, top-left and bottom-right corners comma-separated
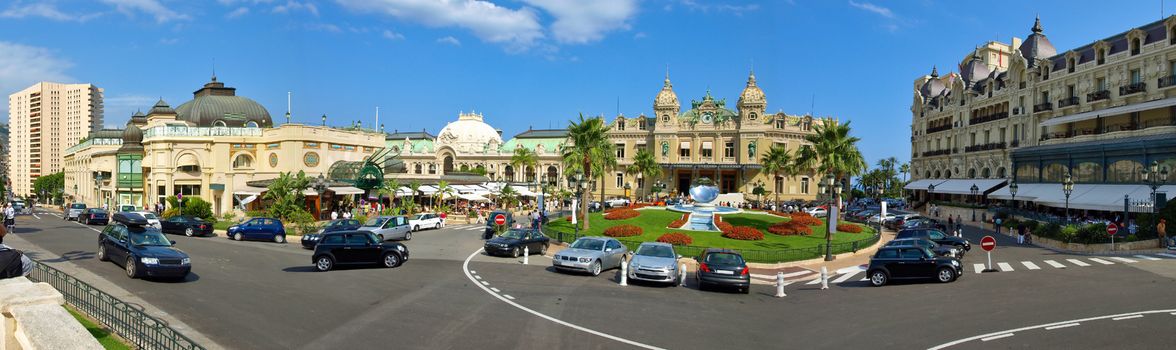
(149, 98, 176, 116)
(919, 67, 947, 98)
(512, 129, 567, 139)
(386, 130, 435, 140)
(1047, 16, 1170, 71)
(960, 50, 991, 88)
(654, 74, 679, 108)
(738, 71, 765, 106)
(118, 119, 143, 154)
(174, 77, 272, 128)
(1020, 16, 1057, 66)
(90, 129, 124, 139)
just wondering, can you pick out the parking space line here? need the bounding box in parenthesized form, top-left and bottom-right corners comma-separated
(1088, 258, 1114, 265)
(474, 275, 482, 280)
(997, 262, 1014, 272)
(470, 270, 477, 274)
(979, 333, 1014, 342)
(1044, 260, 1066, 268)
(1157, 253, 1176, 258)
(1044, 323, 1080, 330)
(1021, 261, 1041, 270)
(1112, 315, 1143, 321)
(480, 281, 490, 285)
(973, 263, 984, 274)
(1135, 255, 1163, 261)
(1109, 257, 1137, 263)
(1066, 259, 1091, 267)
(930, 309, 1176, 350)
(490, 287, 500, 292)
(503, 295, 516, 300)
(832, 272, 859, 283)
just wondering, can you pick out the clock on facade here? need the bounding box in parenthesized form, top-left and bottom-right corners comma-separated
(701, 112, 714, 124)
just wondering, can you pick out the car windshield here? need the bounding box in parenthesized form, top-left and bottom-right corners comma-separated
(71, 204, 85, 209)
(636, 245, 675, 258)
(570, 239, 605, 251)
(415, 214, 428, 220)
(129, 230, 172, 246)
(189, 216, 205, 222)
(92, 209, 107, 214)
(141, 213, 158, 219)
(704, 252, 744, 265)
(365, 217, 388, 227)
(502, 230, 529, 239)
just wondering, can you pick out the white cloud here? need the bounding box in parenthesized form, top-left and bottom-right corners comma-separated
(676, 0, 759, 15)
(99, 0, 189, 23)
(0, 42, 74, 121)
(382, 29, 405, 40)
(335, 0, 543, 52)
(159, 37, 179, 45)
(436, 36, 461, 46)
(218, 0, 275, 5)
(522, 0, 636, 44)
(848, 0, 894, 19)
(633, 32, 646, 39)
(305, 23, 341, 33)
(0, 2, 103, 22)
(226, 6, 249, 18)
(273, 0, 319, 16)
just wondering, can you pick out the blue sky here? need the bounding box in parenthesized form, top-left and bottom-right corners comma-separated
(0, 0, 1168, 169)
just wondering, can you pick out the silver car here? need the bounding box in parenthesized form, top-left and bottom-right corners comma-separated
(627, 242, 682, 285)
(64, 203, 87, 221)
(552, 237, 629, 276)
(360, 215, 413, 241)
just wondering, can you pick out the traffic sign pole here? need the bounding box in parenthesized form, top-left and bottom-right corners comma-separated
(1107, 224, 1118, 251)
(980, 235, 998, 273)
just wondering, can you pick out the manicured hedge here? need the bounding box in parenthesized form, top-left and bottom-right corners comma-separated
(669, 219, 687, 229)
(768, 221, 812, 236)
(604, 209, 640, 220)
(716, 221, 735, 233)
(656, 233, 694, 245)
(603, 224, 643, 237)
(790, 212, 823, 226)
(722, 226, 765, 240)
(836, 223, 863, 233)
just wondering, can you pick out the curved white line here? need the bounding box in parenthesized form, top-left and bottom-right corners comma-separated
(928, 309, 1176, 349)
(462, 248, 665, 350)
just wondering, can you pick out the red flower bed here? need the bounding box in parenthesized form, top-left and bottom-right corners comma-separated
(656, 233, 694, 245)
(722, 226, 765, 240)
(669, 219, 687, 228)
(715, 221, 735, 233)
(837, 223, 863, 233)
(603, 224, 643, 237)
(604, 209, 640, 220)
(789, 212, 823, 226)
(631, 203, 651, 209)
(768, 211, 790, 217)
(768, 221, 812, 236)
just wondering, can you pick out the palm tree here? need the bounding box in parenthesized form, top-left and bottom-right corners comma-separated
(630, 148, 661, 201)
(378, 177, 401, 209)
(407, 180, 422, 215)
(496, 184, 519, 210)
(510, 147, 538, 183)
(761, 144, 793, 206)
(561, 114, 614, 230)
(796, 118, 867, 211)
(899, 162, 910, 198)
(435, 180, 452, 211)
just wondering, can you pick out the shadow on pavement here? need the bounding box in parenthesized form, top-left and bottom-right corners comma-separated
(42, 250, 95, 262)
(148, 272, 201, 283)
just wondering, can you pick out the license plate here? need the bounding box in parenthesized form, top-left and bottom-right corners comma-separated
(715, 270, 734, 275)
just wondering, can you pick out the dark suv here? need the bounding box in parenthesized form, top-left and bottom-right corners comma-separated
(896, 228, 970, 252)
(866, 246, 962, 286)
(97, 212, 191, 280)
(312, 231, 409, 271)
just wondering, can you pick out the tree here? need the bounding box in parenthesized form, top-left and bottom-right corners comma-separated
(561, 114, 614, 231)
(262, 171, 312, 223)
(378, 177, 401, 208)
(899, 162, 910, 198)
(761, 145, 793, 206)
(751, 182, 769, 205)
(630, 148, 661, 201)
(32, 172, 65, 205)
(405, 180, 422, 215)
(163, 196, 215, 221)
(435, 180, 453, 211)
(796, 118, 867, 212)
(510, 147, 538, 183)
(496, 184, 519, 210)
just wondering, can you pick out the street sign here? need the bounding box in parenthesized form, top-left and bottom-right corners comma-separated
(177, 193, 183, 200)
(980, 235, 996, 252)
(494, 213, 506, 226)
(1106, 224, 1118, 236)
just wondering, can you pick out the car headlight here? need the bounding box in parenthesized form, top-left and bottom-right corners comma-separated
(140, 257, 159, 265)
(951, 260, 960, 266)
(181, 258, 191, 265)
(396, 245, 405, 252)
(578, 257, 592, 263)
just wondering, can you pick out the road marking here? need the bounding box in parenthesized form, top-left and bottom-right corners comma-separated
(997, 262, 1014, 272)
(1109, 257, 1137, 263)
(490, 287, 500, 292)
(805, 277, 823, 285)
(979, 333, 1014, 342)
(832, 271, 859, 283)
(1157, 253, 1176, 258)
(1020, 261, 1041, 270)
(480, 281, 489, 285)
(1112, 314, 1143, 321)
(1135, 255, 1163, 261)
(1088, 258, 1114, 265)
(469, 270, 477, 274)
(973, 264, 985, 274)
(474, 275, 482, 280)
(1066, 259, 1091, 267)
(462, 248, 666, 350)
(31, 212, 40, 220)
(1044, 323, 1080, 330)
(928, 308, 1176, 350)
(503, 294, 516, 300)
(1044, 260, 1066, 268)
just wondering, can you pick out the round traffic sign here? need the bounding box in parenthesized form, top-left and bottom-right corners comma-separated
(494, 213, 506, 226)
(980, 235, 996, 252)
(1106, 224, 1118, 236)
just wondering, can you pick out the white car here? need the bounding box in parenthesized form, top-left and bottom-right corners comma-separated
(867, 213, 895, 224)
(409, 213, 443, 232)
(132, 211, 162, 229)
(806, 207, 828, 218)
(605, 198, 631, 208)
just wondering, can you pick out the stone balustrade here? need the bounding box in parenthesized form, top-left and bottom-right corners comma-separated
(0, 277, 101, 350)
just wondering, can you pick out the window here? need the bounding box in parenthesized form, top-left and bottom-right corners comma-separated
(213, 120, 227, 127)
(233, 154, 253, 168)
(724, 142, 735, 158)
(615, 144, 625, 158)
(428, 164, 436, 175)
(999, 128, 1006, 143)
(1067, 85, 1076, 98)
(800, 177, 810, 194)
(1040, 90, 1049, 103)
(970, 133, 976, 146)
(1043, 66, 1050, 80)
(749, 112, 758, 121)
(1170, 61, 1176, 77)
(1096, 77, 1106, 91)
(1097, 49, 1106, 65)
(1131, 69, 1142, 84)
(616, 119, 625, 130)
(775, 119, 785, 129)
(246, 121, 259, 128)
(701, 142, 713, 158)
(615, 173, 624, 188)
(638, 118, 647, 130)
(661, 114, 669, 123)
(1068, 58, 1075, 73)
(606, 240, 622, 250)
(322, 235, 344, 245)
(900, 248, 925, 259)
(174, 184, 201, 197)
(414, 164, 422, 174)
(1131, 38, 1141, 55)
(345, 234, 368, 245)
(679, 142, 691, 158)
(876, 249, 899, 259)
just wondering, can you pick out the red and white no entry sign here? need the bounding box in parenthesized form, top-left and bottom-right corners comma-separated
(494, 214, 506, 226)
(1106, 224, 1118, 236)
(980, 235, 996, 252)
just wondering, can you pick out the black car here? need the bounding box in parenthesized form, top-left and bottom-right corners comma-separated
(80, 208, 109, 225)
(695, 248, 750, 294)
(97, 212, 191, 280)
(896, 228, 971, 252)
(866, 246, 962, 286)
(311, 231, 409, 271)
(484, 228, 550, 257)
(482, 210, 515, 239)
(885, 237, 961, 258)
(160, 215, 213, 237)
(301, 219, 363, 249)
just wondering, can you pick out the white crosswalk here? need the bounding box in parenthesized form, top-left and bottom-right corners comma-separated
(1021, 261, 1041, 270)
(997, 262, 1014, 272)
(1135, 255, 1162, 261)
(973, 263, 985, 274)
(1158, 253, 1176, 258)
(1088, 258, 1115, 265)
(1044, 260, 1066, 268)
(1066, 259, 1092, 267)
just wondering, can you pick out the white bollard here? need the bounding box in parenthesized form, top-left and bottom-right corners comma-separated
(619, 261, 628, 286)
(523, 246, 529, 265)
(679, 263, 687, 287)
(775, 272, 786, 298)
(820, 266, 829, 290)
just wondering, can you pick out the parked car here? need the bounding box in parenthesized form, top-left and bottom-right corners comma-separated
(885, 214, 922, 230)
(484, 228, 550, 257)
(64, 203, 87, 221)
(885, 237, 961, 259)
(605, 198, 631, 208)
(96, 212, 191, 280)
(226, 217, 287, 243)
(80, 208, 110, 225)
(866, 246, 962, 286)
(160, 215, 212, 237)
(867, 213, 895, 224)
(10, 201, 26, 215)
(132, 211, 161, 230)
(552, 236, 629, 276)
(118, 205, 137, 213)
(311, 231, 409, 272)
(361, 215, 412, 241)
(806, 207, 829, 218)
(695, 248, 750, 293)
(901, 218, 940, 230)
(627, 242, 682, 286)
(300, 219, 363, 249)
(482, 211, 514, 239)
(896, 228, 971, 252)
(588, 202, 604, 212)
(409, 213, 443, 232)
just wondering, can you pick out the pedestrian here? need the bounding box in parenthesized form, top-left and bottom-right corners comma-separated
(947, 216, 954, 229)
(0, 213, 6, 245)
(330, 210, 339, 221)
(1017, 225, 1025, 244)
(0, 240, 34, 279)
(3, 204, 14, 234)
(1159, 219, 1169, 249)
(995, 217, 1002, 235)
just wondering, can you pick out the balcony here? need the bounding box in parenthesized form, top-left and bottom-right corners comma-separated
(920, 149, 952, 157)
(925, 124, 953, 134)
(1120, 82, 1146, 96)
(1087, 90, 1110, 103)
(1033, 102, 1053, 113)
(1039, 119, 1176, 142)
(1010, 139, 1020, 148)
(142, 126, 264, 139)
(964, 142, 1007, 153)
(1057, 96, 1080, 108)
(968, 112, 1009, 125)
(1160, 75, 1176, 88)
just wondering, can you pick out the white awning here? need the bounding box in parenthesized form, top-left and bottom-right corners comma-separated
(989, 183, 1048, 200)
(233, 186, 267, 196)
(929, 179, 1007, 195)
(417, 185, 439, 195)
(511, 185, 538, 197)
(395, 187, 414, 197)
(458, 193, 490, 202)
(1040, 96, 1176, 127)
(702, 141, 713, 149)
(904, 179, 947, 190)
(679, 141, 690, 148)
(329, 186, 364, 195)
(302, 189, 318, 196)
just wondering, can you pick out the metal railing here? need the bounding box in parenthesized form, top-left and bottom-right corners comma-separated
(26, 261, 205, 350)
(143, 125, 263, 139)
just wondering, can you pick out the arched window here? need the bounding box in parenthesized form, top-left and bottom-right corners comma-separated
(546, 166, 558, 182)
(997, 167, 1007, 178)
(504, 165, 515, 181)
(981, 168, 990, 178)
(944, 170, 952, 178)
(246, 121, 259, 128)
(213, 120, 227, 127)
(1016, 163, 1038, 181)
(525, 166, 536, 182)
(968, 168, 977, 178)
(1131, 38, 1141, 55)
(1107, 159, 1142, 183)
(616, 119, 625, 130)
(428, 164, 436, 175)
(232, 154, 253, 169)
(925, 171, 932, 179)
(443, 156, 454, 174)
(414, 164, 422, 174)
(1073, 162, 1103, 182)
(934, 170, 942, 179)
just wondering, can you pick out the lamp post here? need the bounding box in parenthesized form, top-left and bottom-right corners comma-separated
(754, 180, 765, 206)
(970, 183, 979, 222)
(314, 174, 328, 220)
(1009, 179, 1018, 211)
(1141, 160, 1169, 235)
(654, 180, 664, 203)
(623, 182, 632, 205)
(875, 186, 884, 232)
(321, 114, 327, 126)
(824, 174, 838, 261)
(1062, 173, 1074, 224)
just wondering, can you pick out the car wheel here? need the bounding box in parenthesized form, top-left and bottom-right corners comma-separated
(937, 267, 956, 283)
(404, 232, 412, 240)
(382, 253, 401, 268)
(413, 225, 420, 232)
(273, 234, 286, 244)
(234, 233, 243, 241)
(315, 256, 334, 272)
(869, 270, 888, 287)
(741, 287, 750, 294)
(98, 245, 108, 261)
(125, 257, 140, 279)
(184, 228, 194, 237)
(511, 247, 521, 258)
(590, 260, 602, 276)
(377, 234, 385, 241)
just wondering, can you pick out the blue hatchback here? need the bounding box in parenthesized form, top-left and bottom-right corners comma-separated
(227, 217, 287, 243)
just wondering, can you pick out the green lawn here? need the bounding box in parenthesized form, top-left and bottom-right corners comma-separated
(67, 306, 132, 350)
(545, 208, 874, 252)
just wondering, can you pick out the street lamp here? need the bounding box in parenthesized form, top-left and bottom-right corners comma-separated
(875, 186, 884, 232)
(654, 180, 665, 203)
(1062, 173, 1074, 224)
(753, 180, 765, 206)
(321, 114, 327, 126)
(1141, 160, 1169, 235)
(824, 173, 838, 261)
(1009, 179, 1018, 211)
(970, 183, 979, 222)
(567, 172, 588, 237)
(623, 182, 632, 205)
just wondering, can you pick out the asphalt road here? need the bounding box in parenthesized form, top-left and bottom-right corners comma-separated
(10, 211, 1176, 349)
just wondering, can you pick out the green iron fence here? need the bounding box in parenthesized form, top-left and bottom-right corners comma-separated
(26, 261, 205, 350)
(544, 227, 881, 264)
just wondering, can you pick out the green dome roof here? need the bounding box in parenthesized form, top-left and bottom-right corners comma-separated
(174, 77, 272, 127)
